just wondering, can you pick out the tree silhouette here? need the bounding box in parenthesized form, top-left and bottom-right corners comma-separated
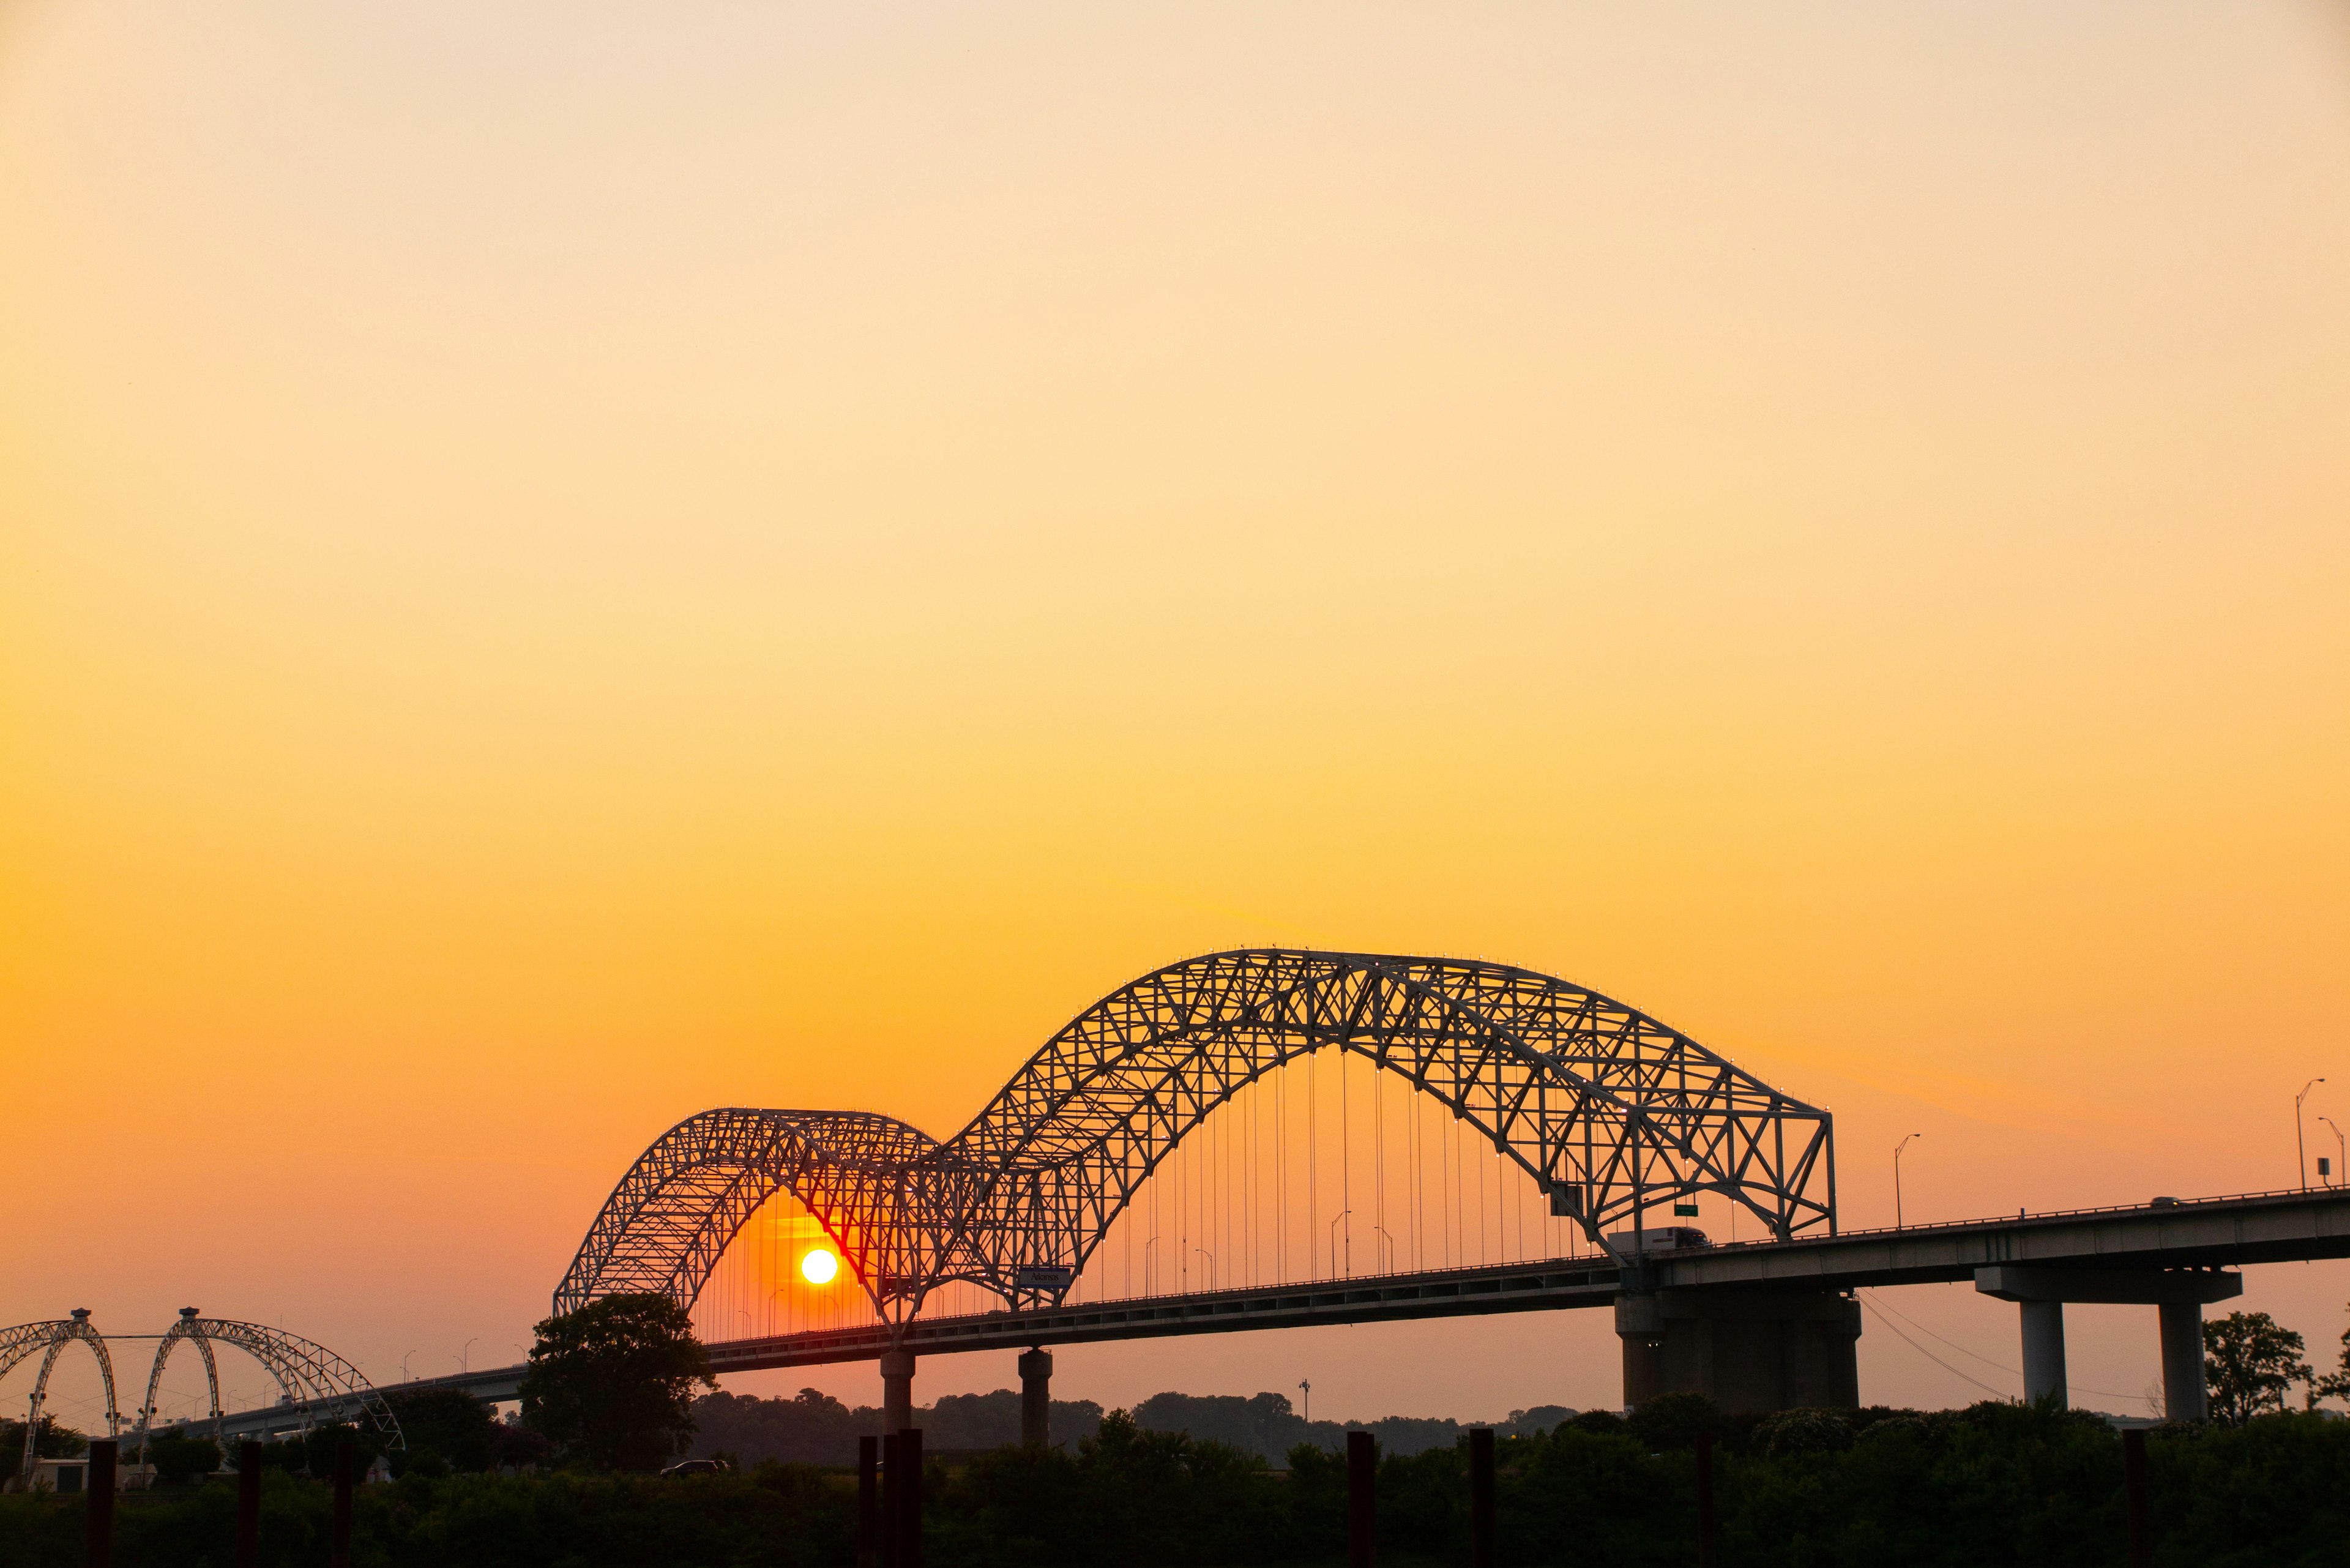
(2203, 1310, 2311, 1425)
(519, 1293, 715, 1471)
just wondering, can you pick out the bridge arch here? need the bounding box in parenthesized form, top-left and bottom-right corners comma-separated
(557, 950, 1837, 1326)
(1, 1312, 119, 1485)
(130, 1315, 405, 1465)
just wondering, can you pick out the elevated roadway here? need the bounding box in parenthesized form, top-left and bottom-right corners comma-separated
(283, 1185, 2346, 1435)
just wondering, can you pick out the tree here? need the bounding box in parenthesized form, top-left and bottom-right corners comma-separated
(0, 1416, 86, 1460)
(384, 1387, 502, 1474)
(147, 1433, 221, 1486)
(2314, 1302, 2350, 1406)
(518, 1292, 715, 1471)
(2203, 1310, 2311, 1425)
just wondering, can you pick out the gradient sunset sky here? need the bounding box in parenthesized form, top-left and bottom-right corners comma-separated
(4, 1, 2348, 1424)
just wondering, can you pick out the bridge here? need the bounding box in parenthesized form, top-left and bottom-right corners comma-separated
(1, 1310, 403, 1485)
(35, 949, 2343, 1454)
(536, 950, 2350, 1430)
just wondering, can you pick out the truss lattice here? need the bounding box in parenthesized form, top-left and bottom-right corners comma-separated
(553, 950, 1837, 1326)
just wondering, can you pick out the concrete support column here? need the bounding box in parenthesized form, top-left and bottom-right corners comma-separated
(879, 1348, 916, 1434)
(2019, 1299, 2067, 1407)
(1977, 1266, 2238, 1419)
(1017, 1348, 1053, 1447)
(2159, 1302, 2207, 1422)
(1614, 1293, 1666, 1409)
(1613, 1288, 1859, 1413)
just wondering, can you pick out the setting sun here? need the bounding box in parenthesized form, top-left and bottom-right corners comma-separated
(799, 1248, 839, 1287)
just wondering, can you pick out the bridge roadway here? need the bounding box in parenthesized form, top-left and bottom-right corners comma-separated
(206, 1187, 2350, 1439)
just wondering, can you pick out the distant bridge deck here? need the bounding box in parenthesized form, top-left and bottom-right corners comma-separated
(207, 1186, 2350, 1438)
(706, 1184, 2350, 1370)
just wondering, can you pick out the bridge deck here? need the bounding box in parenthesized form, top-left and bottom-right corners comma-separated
(206, 1187, 2350, 1436)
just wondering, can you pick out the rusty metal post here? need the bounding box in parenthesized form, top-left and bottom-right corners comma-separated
(2124, 1427, 2151, 1568)
(236, 1441, 263, 1567)
(1468, 1428, 1496, 1568)
(896, 1427, 923, 1568)
(1346, 1430, 1376, 1568)
(858, 1434, 880, 1568)
(329, 1442, 354, 1568)
(85, 1438, 117, 1568)
(1696, 1430, 1718, 1568)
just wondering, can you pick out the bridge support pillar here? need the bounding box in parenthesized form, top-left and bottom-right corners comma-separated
(2159, 1302, 2207, 1422)
(1975, 1266, 2240, 1417)
(1017, 1348, 1052, 1447)
(2018, 1300, 2068, 1406)
(1615, 1289, 1860, 1414)
(880, 1348, 916, 1433)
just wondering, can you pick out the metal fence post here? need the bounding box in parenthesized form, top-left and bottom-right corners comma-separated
(2124, 1428, 2151, 1568)
(237, 1441, 263, 1567)
(897, 1427, 923, 1568)
(85, 1438, 116, 1568)
(329, 1441, 353, 1568)
(858, 1434, 880, 1568)
(1696, 1430, 1717, 1568)
(1346, 1430, 1376, 1568)
(1468, 1428, 1496, 1568)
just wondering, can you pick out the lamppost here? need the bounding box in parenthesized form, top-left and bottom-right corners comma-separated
(1374, 1225, 1396, 1273)
(2322, 1116, 2347, 1189)
(1893, 1133, 1923, 1230)
(460, 1337, 479, 1375)
(401, 1350, 419, 1383)
(1329, 1210, 1351, 1279)
(1196, 1249, 1216, 1291)
(2297, 1080, 2326, 1191)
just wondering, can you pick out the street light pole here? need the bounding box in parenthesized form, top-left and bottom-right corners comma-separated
(2322, 1116, 2347, 1189)
(1328, 1211, 1351, 1279)
(1893, 1133, 1923, 1230)
(2297, 1080, 2326, 1191)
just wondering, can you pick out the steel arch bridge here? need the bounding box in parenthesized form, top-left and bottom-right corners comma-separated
(127, 1309, 405, 1467)
(2, 1310, 401, 1485)
(555, 949, 1837, 1327)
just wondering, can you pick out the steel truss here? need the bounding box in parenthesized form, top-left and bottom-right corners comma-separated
(554, 950, 1837, 1328)
(2, 1312, 119, 1486)
(4, 1311, 401, 1486)
(130, 1311, 405, 1466)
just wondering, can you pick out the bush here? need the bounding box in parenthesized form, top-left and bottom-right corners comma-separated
(146, 1433, 221, 1486)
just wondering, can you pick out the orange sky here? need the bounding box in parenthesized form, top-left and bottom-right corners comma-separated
(4, 1, 2349, 1424)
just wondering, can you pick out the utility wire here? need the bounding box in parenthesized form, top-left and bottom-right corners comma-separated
(1860, 1290, 2152, 1404)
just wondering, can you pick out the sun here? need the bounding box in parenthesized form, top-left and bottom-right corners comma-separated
(799, 1247, 840, 1286)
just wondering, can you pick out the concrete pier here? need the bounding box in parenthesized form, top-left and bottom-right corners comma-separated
(1974, 1266, 2240, 1416)
(1017, 1347, 1052, 1446)
(2159, 1302, 2209, 1422)
(879, 1348, 916, 1433)
(2019, 1299, 2067, 1405)
(1616, 1288, 1860, 1412)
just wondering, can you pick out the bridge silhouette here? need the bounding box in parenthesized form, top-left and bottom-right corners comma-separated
(142, 950, 2350, 1446)
(540, 949, 2349, 1432)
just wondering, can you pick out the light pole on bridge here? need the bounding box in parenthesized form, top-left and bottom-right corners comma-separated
(1196, 1249, 1216, 1291)
(2297, 1080, 2326, 1191)
(401, 1351, 417, 1384)
(1893, 1133, 1923, 1230)
(1329, 1210, 1351, 1280)
(459, 1337, 479, 1375)
(2322, 1116, 2347, 1189)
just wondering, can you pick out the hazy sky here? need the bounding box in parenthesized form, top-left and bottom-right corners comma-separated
(4, 2, 2348, 1425)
